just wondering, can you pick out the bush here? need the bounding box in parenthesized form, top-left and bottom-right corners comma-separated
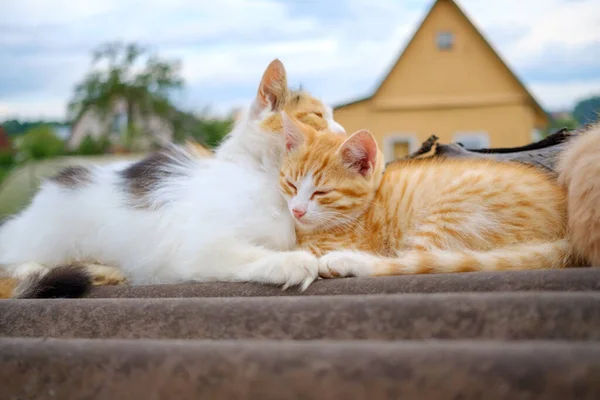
(77, 134, 111, 155)
(184, 117, 233, 149)
(16, 125, 64, 161)
(0, 150, 14, 168)
(573, 96, 600, 125)
(0, 167, 9, 185)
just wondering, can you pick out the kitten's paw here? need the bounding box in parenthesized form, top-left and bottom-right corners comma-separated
(276, 251, 319, 291)
(84, 264, 127, 286)
(318, 251, 375, 278)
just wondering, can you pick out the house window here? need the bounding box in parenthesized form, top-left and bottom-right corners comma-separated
(112, 112, 127, 135)
(436, 31, 454, 50)
(393, 142, 410, 159)
(383, 134, 418, 162)
(453, 132, 490, 150)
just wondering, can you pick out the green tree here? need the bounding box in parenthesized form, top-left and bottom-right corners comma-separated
(16, 125, 64, 162)
(573, 96, 600, 125)
(1, 119, 67, 136)
(68, 41, 184, 151)
(198, 118, 234, 148)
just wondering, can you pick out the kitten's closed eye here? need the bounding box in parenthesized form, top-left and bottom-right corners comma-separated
(311, 189, 333, 199)
(313, 112, 323, 118)
(287, 180, 297, 191)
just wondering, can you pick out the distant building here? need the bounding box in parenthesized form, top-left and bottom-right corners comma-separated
(549, 111, 573, 121)
(333, 0, 549, 162)
(67, 99, 174, 151)
(0, 126, 11, 151)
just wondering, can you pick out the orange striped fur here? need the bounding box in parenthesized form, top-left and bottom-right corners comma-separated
(279, 117, 578, 278)
(557, 122, 600, 266)
(261, 90, 333, 133)
(185, 140, 214, 157)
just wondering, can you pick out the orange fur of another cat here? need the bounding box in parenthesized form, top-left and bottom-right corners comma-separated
(557, 122, 600, 266)
(185, 92, 334, 157)
(279, 114, 579, 278)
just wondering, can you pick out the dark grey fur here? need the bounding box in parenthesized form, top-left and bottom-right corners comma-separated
(49, 166, 92, 188)
(119, 146, 192, 209)
(15, 265, 92, 299)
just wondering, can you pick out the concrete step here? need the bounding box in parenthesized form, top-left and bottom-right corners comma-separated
(2, 338, 599, 400)
(2, 292, 600, 340)
(88, 268, 600, 298)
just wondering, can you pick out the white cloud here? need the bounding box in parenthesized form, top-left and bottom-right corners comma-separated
(1, 0, 122, 26)
(1, 0, 599, 120)
(529, 79, 600, 111)
(458, 0, 600, 69)
(0, 98, 66, 120)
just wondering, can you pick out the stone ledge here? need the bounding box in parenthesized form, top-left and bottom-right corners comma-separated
(2, 338, 600, 400)
(3, 292, 600, 341)
(87, 267, 600, 298)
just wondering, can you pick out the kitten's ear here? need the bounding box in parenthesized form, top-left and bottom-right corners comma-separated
(281, 112, 305, 152)
(252, 59, 288, 116)
(338, 129, 378, 176)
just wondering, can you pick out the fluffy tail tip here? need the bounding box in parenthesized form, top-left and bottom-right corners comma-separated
(15, 265, 92, 299)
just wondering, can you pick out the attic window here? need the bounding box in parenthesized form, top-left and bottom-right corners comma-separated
(436, 31, 454, 50)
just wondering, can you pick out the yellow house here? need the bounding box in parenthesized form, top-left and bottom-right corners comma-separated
(333, 0, 549, 162)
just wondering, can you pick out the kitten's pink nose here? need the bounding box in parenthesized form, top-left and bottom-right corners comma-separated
(292, 207, 306, 219)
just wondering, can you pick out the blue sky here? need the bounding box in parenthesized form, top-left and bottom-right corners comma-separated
(1, 0, 599, 120)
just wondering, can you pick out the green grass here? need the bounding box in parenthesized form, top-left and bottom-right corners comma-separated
(0, 154, 143, 219)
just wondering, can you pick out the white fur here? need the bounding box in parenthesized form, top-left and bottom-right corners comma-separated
(319, 250, 376, 277)
(324, 105, 345, 134)
(0, 96, 343, 290)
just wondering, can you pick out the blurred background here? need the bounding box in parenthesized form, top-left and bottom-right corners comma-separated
(1, 0, 599, 218)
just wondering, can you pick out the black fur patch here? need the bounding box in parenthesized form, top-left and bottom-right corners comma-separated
(120, 146, 191, 209)
(49, 166, 92, 188)
(16, 265, 92, 299)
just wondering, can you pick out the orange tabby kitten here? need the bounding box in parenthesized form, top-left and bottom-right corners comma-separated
(279, 114, 578, 278)
(557, 122, 600, 266)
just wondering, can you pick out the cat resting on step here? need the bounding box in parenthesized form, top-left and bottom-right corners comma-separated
(278, 113, 580, 278)
(0, 59, 345, 298)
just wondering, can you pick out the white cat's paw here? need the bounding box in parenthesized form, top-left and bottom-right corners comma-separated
(276, 251, 319, 291)
(318, 251, 375, 279)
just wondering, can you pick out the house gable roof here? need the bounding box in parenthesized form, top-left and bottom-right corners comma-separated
(334, 0, 547, 124)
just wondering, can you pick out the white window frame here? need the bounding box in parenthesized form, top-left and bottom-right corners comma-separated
(531, 128, 543, 143)
(383, 133, 419, 163)
(453, 131, 490, 150)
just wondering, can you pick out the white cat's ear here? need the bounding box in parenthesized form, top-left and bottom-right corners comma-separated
(252, 59, 288, 116)
(281, 112, 305, 152)
(338, 129, 378, 176)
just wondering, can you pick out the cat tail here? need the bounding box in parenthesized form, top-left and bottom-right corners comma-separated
(363, 239, 577, 276)
(0, 277, 18, 299)
(557, 122, 600, 266)
(0, 265, 93, 299)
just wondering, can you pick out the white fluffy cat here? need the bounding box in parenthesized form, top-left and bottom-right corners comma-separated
(0, 59, 345, 295)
